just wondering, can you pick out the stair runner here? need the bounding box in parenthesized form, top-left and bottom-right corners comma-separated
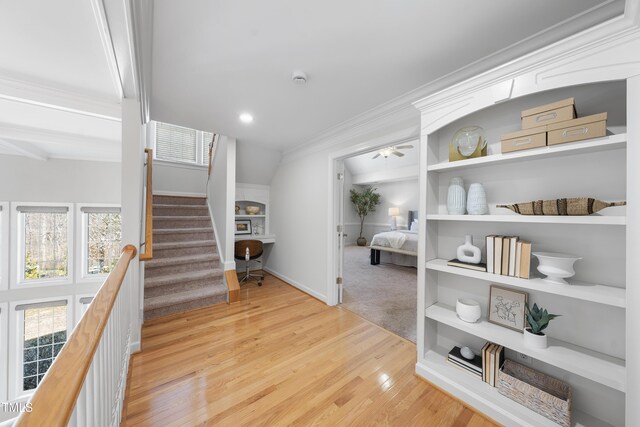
(143, 195, 226, 320)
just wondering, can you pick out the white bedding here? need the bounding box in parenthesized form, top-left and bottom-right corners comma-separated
(370, 230, 418, 252)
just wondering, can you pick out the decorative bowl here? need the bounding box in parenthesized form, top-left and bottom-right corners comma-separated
(532, 252, 582, 285)
(245, 206, 260, 215)
(456, 298, 481, 323)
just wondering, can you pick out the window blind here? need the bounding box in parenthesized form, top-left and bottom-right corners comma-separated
(15, 299, 68, 311)
(156, 122, 197, 163)
(80, 207, 121, 214)
(16, 206, 69, 213)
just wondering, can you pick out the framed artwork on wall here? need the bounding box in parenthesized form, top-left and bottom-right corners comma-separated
(488, 285, 528, 332)
(235, 220, 252, 235)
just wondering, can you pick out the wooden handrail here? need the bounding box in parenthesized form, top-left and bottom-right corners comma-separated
(15, 245, 137, 427)
(140, 148, 153, 261)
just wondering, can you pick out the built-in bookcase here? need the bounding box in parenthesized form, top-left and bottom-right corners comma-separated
(414, 30, 640, 426)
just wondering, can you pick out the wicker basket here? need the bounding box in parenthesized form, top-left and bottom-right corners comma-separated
(497, 360, 572, 427)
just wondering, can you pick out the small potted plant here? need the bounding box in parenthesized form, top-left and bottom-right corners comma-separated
(524, 303, 560, 349)
(350, 187, 381, 246)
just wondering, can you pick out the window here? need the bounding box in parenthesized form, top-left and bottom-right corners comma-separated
(82, 207, 121, 276)
(153, 121, 214, 166)
(16, 206, 71, 285)
(16, 300, 69, 393)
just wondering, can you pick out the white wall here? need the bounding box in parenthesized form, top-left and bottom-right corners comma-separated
(207, 136, 236, 270)
(153, 161, 208, 196)
(0, 154, 120, 203)
(348, 179, 419, 242)
(267, 116, 419, 301)
(236, 141, 282, 185)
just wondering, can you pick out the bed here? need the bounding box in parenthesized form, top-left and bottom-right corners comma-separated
(369, 210, 419, 268)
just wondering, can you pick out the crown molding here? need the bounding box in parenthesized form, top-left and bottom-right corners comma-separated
(0, 74, 121, 121)
(89, 0, 124, 100)
(283, 0, 628, 161)
(0, 138, 48, 161)
(0, 122, 118, 152)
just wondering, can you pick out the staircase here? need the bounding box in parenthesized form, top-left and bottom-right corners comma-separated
(143, 195, 226, 320)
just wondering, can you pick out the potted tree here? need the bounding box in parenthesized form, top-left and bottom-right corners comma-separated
(524, 303, 560, 349)
(350, 187, 381, 246)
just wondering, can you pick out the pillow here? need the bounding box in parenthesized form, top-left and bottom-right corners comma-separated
(410, 219, 419, 232)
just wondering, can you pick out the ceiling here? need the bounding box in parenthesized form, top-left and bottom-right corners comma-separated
(0, 0, 121, 161)
(150, 0, 624, 151)
(344, 141, 419, 184)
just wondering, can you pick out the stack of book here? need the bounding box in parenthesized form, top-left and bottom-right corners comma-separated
(482, 342, 505, 386)
(447, 346, 482, 378)
(486, 235, 531, 278)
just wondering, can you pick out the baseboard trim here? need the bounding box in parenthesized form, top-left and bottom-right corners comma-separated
(223, 260, 236, 271)
(130, 340, 141, 354)
(263, 267, 327, 303)
(153, 190, 207, 198)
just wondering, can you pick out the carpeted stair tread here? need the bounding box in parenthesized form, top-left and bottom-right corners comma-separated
(153, 204, 209, 210)
(144, 253, 219, 268)
(144, 268, 224, 288)
(144, 285, 227, 312)
(154, 240, 216, 250)
(153, 227, 212, 234)
(153, 195, 206, 206)
(153, 215, 211, 221)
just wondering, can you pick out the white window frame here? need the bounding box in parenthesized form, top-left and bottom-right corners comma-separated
(10, 202, 74, 289)
(74, 294, 94, 327)
(150, 121, 212, 168)
(75, 204, 121, 283)
(8, 296, 73, 401)
(0, 201, 8, 291)
(0, 302, 8, 403)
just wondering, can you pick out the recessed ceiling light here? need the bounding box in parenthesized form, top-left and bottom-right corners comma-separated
(239, 113, 253, 123)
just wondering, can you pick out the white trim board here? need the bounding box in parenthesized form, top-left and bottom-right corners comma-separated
(264, 267, 327, 303)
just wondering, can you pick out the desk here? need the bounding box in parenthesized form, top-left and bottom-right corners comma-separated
(235, 234, 276, 244)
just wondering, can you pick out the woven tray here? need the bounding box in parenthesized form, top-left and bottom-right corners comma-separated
(497, 360, 572, 427)
(497, 197, 625, 216)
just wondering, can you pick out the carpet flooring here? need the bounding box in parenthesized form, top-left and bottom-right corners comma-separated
(342, 245, 417, 342)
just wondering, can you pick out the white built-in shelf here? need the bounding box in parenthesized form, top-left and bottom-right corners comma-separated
(235, 214, 266, 218)
(426, 259, 626, 308)
(426, 134, 626, 172)
(426, 214, 626, 225)
(418, 348, 614, 427)
(424, 303, 626, 392)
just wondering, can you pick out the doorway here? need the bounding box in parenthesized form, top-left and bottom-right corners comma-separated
(331, 140, 419, 342)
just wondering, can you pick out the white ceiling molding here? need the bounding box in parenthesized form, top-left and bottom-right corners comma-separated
(89, 0, 124, 100)
(0, 122, 118, 156)
(101, 0, 139, 99)
(0, 138, 48, 161)
(282, 1, 630, 161)
(352, 165, 419, 186)
(0, 74, 121, 121)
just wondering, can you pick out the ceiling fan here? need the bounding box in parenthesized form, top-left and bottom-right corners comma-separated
(372, 144, 414, 159)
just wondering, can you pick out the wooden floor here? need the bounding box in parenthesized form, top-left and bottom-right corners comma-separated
(123, 275, 498, 426)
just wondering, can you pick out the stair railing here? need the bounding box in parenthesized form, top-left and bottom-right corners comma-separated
(14, 245, 138, 426)
(140, 148, 153, 261)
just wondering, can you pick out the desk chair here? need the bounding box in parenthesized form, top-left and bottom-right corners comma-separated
(234, 240, 264, 285)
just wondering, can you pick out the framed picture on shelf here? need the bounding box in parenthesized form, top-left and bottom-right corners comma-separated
(235, 219, 252, 235)
(488, 285, 528, 332)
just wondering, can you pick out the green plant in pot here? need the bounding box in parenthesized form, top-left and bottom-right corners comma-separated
(524, 303, 560, 349)
(350, 186, 381, 246)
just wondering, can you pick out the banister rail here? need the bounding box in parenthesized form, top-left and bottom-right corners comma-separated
(140, 148, 153, 261)
(15, 245, 137, 427)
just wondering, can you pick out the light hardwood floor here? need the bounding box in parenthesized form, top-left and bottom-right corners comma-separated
(124, 274, 498, 426)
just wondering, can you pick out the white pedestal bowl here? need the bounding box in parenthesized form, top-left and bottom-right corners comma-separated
(533, 252, 582, 285)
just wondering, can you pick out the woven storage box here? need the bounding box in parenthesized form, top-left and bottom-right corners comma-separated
(497, 360, 572, 427)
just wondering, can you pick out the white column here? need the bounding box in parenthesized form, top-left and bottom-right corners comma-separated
(626, 75, 640, 427)
(120, 98, 144, 352)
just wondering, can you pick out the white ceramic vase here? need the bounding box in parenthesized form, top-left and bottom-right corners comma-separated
(524, 328, 548, 349)
(466, 183, 488, 215)
(533, 252, 582, 285)
(457, 235, 481, 264)
(447, 177, 466, 215)
(456, 298, 481, 323)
